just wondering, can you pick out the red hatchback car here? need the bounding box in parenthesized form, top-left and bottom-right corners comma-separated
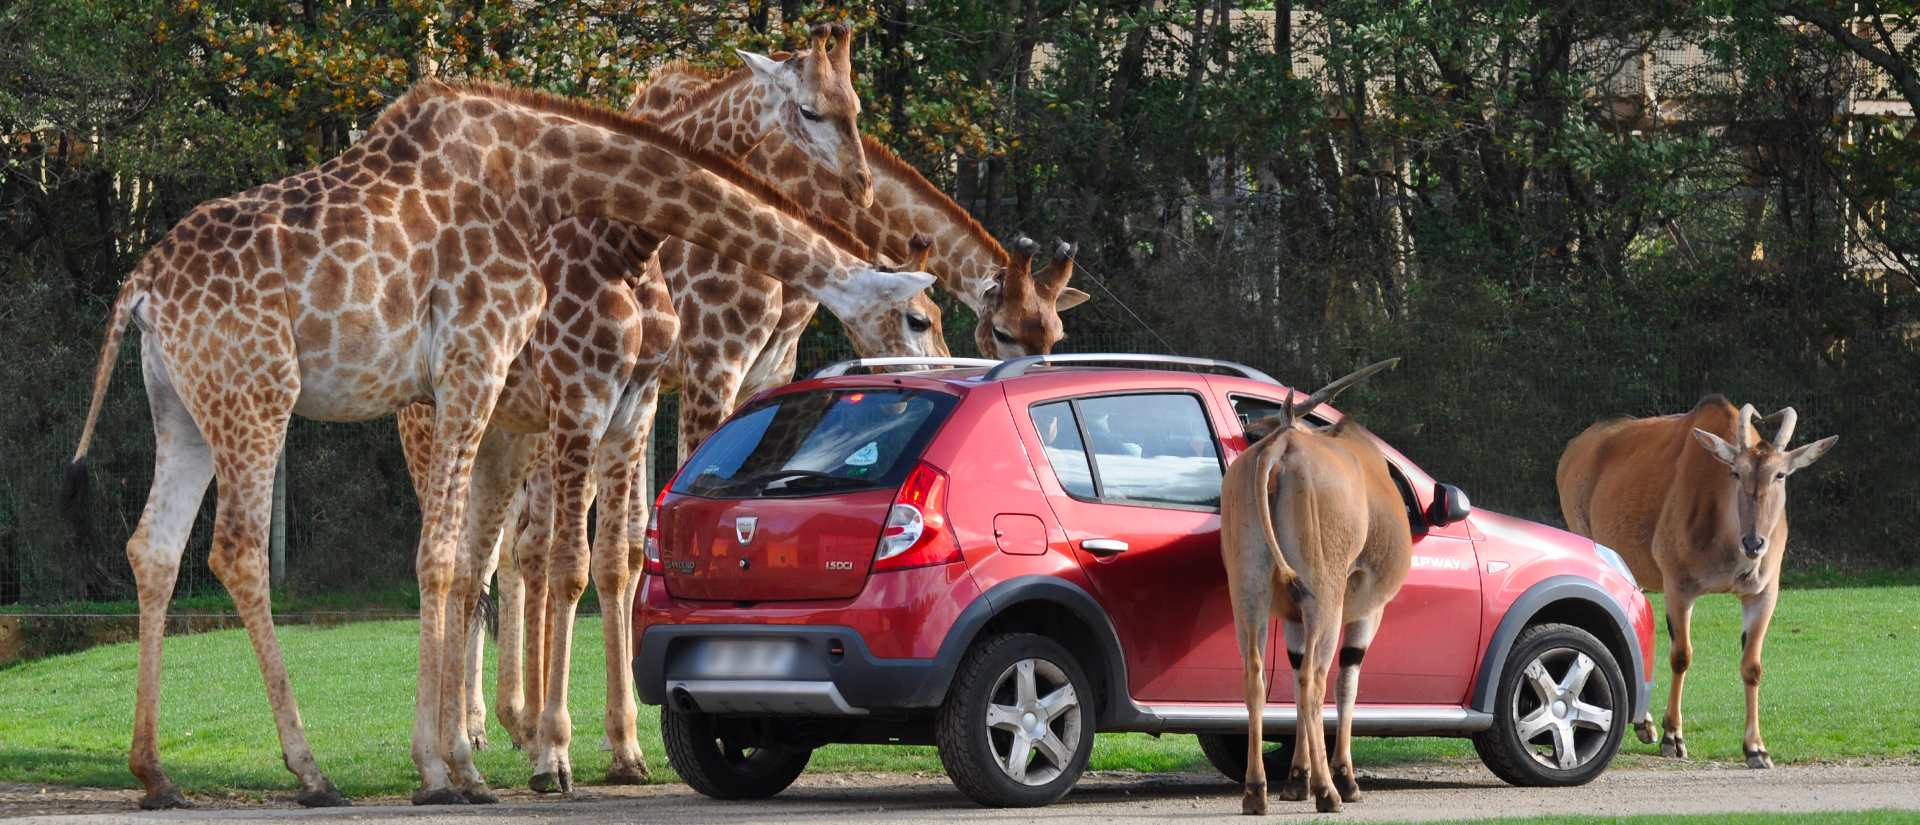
(635, 355, 1655, 808)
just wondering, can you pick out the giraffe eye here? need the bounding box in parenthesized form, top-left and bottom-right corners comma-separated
(993, 327, 1016, 345)
(799, 106, 824, 122)
(907, 314, 932, 334)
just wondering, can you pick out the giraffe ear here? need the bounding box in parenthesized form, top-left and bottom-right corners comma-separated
(737, 51, 789, 86)
(1055, 287, 1091, 312)
(862, 269, 937, 304)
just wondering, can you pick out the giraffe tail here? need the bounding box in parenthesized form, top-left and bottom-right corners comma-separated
(58, 260, 154, 529)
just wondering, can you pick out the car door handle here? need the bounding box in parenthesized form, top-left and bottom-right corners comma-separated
(1080, 539, 1129, 555)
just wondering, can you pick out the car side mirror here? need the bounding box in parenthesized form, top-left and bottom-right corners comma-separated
(1427, 482, 1471, 527)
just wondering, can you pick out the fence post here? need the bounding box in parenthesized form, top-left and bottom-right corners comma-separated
(270, 447, 287, 590)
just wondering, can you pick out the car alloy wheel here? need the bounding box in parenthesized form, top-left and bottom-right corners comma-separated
(938, 633, 1095, 807)
(1473, 623, 1627, 787)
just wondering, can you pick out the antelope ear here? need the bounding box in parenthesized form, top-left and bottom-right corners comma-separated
(1244, 414, 1288, 444)
(865, 269, 937, 303)
(1784, 435, 1837, 473)
(737, 51, 788, 85)
(1055, 287, 1091, 311)
(1692, 428, 1740, 465)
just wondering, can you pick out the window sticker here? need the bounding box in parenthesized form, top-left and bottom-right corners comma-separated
(844, 441, 880, 466)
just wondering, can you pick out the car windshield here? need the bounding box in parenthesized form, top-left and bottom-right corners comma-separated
(672, 388, 958, 498)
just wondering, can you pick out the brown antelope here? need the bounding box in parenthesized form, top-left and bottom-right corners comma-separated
(1557, 396, 1835, 769)
(1220, 359, 1406, 814)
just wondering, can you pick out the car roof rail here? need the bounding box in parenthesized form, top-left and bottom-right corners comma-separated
(810, 357, 1004, 378)
(983, 353, 1282, 385)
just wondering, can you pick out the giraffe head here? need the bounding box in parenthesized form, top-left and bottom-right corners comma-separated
(846, 233, 948, 364)
(976, 237, 1091, 359)
(737, 23, 873, 208)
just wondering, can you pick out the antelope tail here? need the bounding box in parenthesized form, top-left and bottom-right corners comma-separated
(1250, 435, 1307, 603)
(58, 263, 153, 530)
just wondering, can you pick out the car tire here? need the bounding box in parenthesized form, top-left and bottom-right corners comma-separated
(1196, 732, 1297, 783)
(937, 633, 1095, 808)
(1472, 623, 1627, 787)
(660, 706, 811, 800)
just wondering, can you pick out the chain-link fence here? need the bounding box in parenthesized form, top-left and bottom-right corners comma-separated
(2, 303, 1912, 607)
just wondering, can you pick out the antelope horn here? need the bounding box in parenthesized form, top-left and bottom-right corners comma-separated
(1736, 403, 1758, 450)
(831, 22, 854, 70)
(905, 233, 933, 271)
(1759, 407, 1798, 450)
(1290, 358, 1401, 423)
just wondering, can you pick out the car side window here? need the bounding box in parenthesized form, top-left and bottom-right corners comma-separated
(1034, 393, 1224, 510)
(1230, 393, 1331, 433)
(1030, 401, 1096, 498)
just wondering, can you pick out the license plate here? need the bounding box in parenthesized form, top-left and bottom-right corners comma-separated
(699, 639, 799, 678)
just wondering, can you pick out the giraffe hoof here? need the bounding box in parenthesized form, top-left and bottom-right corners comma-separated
(1315, 791, 1344, 813)
(296, 782, 350, 808)
(603, 763, 650, 785)
(410, 787, 469, 806)
(469, 732, 490, 752)
(1332, 767, 1363, 803)
(461, 785, 500, 804)
(1661, 734, 1688, 759)
(1277, 768, 1309, 802)
(1745, 747, 1774, 769)
(1635, 718, 1658, 745)
(530, 770, 572, 794)
(1241, 781, 1267, 815)
(138, 789, 193, 810)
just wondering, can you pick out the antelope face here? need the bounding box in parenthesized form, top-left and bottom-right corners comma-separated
(739, 24, 872, 207)
(1693, 406, 1838, 560)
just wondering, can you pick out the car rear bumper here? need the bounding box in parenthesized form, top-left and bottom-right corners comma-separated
(634, 624, 941, 713)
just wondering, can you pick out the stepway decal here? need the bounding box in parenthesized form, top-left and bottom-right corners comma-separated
(1410, 555, 1470, 571)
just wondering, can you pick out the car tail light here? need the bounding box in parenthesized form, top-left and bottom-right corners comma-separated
(873, 462, 960, 571)
(646, 465, 686, 578)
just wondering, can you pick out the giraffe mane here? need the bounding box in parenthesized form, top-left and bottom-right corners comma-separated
(859, 136, 1010, 268)
(397, 80, 873, 261)
(644, 51, 802, 125)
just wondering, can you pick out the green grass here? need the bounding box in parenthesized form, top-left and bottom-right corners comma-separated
(1395, 814, 1920, 825)
(0, 587, 1914, 797)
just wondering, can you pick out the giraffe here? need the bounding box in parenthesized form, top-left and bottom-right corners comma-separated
(647, 71, 1090, 459)
(399, 28, 947, 791)
(60, 79, 936, 809)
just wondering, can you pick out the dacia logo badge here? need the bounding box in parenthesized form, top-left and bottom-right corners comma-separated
(735, 516, 758, 545)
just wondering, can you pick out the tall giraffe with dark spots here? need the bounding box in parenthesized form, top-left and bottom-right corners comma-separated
(63, 79, 935, 809)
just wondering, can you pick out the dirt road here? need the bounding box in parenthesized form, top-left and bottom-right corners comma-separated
(6, 762, 1919, 823)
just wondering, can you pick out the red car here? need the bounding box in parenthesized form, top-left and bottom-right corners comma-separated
(635, 355, 1655, 808)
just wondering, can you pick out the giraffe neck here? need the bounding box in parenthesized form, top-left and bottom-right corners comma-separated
(750, 135, 1003, 314)
(397, 86, 870, 308)
(643, 70, 777, 159)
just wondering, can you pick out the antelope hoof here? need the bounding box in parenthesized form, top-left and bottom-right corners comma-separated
(1332, 766, 1363, 803)
(1745, 747, 1774, 769)
(460, 785, 500, 804)
(295, 782, 350, 808)
(1634, 717, 1658, 745)
(410, 787, 469, 806)
(530, 770, 572, 794)
(1277, 767, 1309, 802)
(1660, 733, 1688, 759)
(1315, 790, 1344, 813)
(138, 788, 193, 810)
(604, 762, 650, 785)
(1241, 781, 1267, 815)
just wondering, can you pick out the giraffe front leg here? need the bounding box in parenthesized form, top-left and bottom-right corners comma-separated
(1660, 591, 1697, 760)
(530, 430, 597, 794)
(1739, 585, 1779, 769)
(515, 451, 556, 755)
(595, 383, 659, 785)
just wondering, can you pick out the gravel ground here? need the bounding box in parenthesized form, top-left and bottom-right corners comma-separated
(4, 761, 1919, 824)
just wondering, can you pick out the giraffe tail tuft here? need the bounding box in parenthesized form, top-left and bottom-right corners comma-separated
(57, 456, 91, 535)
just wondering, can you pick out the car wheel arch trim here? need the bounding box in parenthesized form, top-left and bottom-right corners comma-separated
(1470, 574, 1648, 723)
(922, 575, 1143, 728)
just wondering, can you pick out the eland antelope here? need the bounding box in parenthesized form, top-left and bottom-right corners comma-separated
(1220, 359, 1406, 814)
(1557, 396, 1835, 769)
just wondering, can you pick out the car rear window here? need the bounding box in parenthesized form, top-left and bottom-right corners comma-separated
(672, 388, 958, 498)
